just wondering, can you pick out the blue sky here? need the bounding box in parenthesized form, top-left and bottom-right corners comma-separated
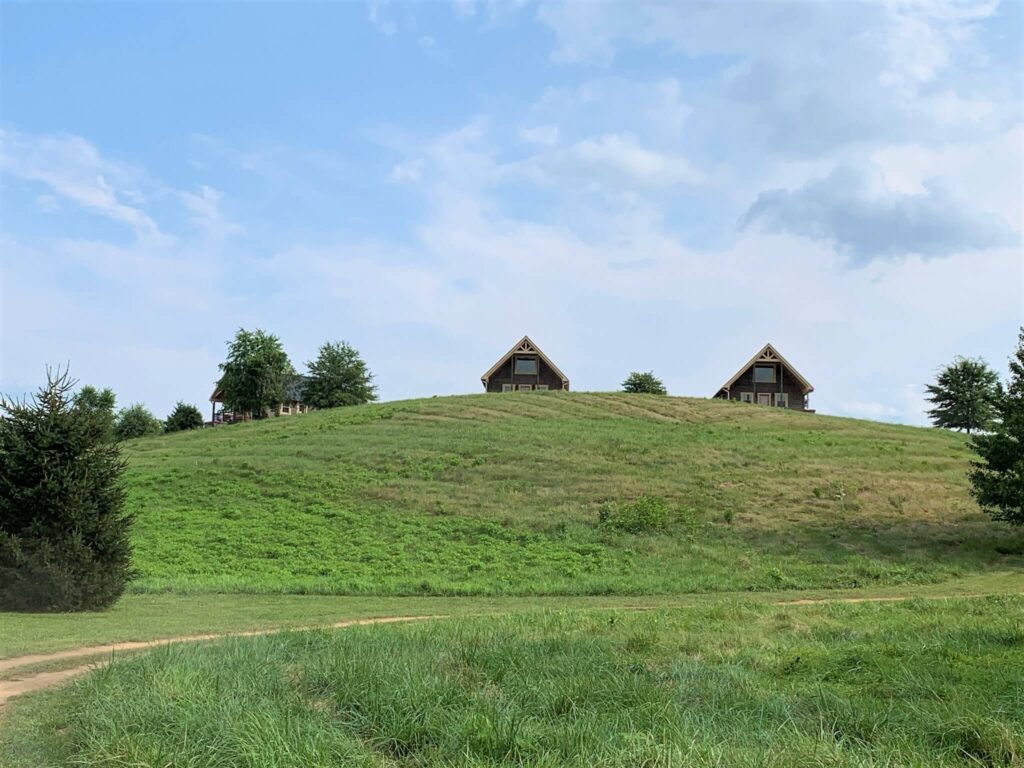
(1, 0, 1021, 424)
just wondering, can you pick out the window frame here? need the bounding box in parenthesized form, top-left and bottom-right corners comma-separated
(501, 383, 514, 393)
(774, 393, 789, 408)
(740, 392, 754, 403)
(753, 364, 776, 384)
(535, 384, 549, 391)
(518, 384, 534, 392)
(513, 356, 539, 375)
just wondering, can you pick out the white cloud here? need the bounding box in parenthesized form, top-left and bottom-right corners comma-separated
(0, 128, 160, 237)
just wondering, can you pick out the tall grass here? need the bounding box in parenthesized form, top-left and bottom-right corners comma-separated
(122, 393, 1024, 596)
(6, 597, 1021, 766)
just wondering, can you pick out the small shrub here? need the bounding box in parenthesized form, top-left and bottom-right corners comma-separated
(599, 495, 670, 533)
(621, 371, 668, 395)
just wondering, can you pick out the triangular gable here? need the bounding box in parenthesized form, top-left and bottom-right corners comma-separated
(481, 335, 569, 386)
(718, 343, 813, 394)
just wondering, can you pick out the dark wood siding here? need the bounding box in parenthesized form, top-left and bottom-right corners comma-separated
(485, 355, 566, 392)
(716, 362, 808, 410)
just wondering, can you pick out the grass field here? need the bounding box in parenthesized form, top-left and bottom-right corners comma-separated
(123, 392, 1023, 596)
(4, 597, 1021, 767)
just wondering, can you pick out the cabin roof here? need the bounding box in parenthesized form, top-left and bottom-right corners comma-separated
(210, 374, 310, 403)
(717, 343, 813, 394)
(481, 335, 569, 387)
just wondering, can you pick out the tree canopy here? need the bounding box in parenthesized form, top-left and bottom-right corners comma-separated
(74, 385, 117, 443)
(0, 368, 133, 611)
(303, 341, 377, 409)
(114, 404, 163, 441)
(969, 329, 1024, 526)
(622, 371, 668, 395)
(925, 356, 1001, 434)
(218, 329, 295, 418)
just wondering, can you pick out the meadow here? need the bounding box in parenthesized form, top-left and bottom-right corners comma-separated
(4, 597, 1021, 767)
(123, 392, 1023, 596)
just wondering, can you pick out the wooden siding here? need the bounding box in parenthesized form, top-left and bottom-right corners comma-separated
(484, 355, 566, 392)
(716, 362, 809, 410)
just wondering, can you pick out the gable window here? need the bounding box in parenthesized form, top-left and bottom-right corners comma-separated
(774, 393, 789, 407)
(740, 392, 754, 403)
(514, 356, 538, 375)
(501, 384, 514, 392)
(753, 364, 776, 383)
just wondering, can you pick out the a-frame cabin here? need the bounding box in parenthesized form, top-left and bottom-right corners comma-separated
(481, 336, 570, 393)
(714, 343, 814, 411)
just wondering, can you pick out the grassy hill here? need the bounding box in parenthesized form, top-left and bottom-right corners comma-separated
(125, 392, 1023, 596)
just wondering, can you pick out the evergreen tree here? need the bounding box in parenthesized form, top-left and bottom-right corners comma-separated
(925, 356, 1001, 434)
(303, 341, 377, 408)
(218, 329, 295, 418)
(969, 329, 1024, 525)
(114, 404, 163, 441)
(0, 368, 133, 611)
(622, 371, 668, 395)
(164, 401, 204, 432)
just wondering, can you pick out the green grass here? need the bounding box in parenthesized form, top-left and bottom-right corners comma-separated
(4, 572, 1021, 660)
(121, 392, 1024, 596)
(5, 597, 1021, 767)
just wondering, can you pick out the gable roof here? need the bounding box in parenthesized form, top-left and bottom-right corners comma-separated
(481, 335, 569, 387)
(717, 343, 813, 394)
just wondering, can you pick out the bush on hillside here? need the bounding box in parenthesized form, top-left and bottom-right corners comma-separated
(598, 495, 670, 533)
(74, 385, 117, 442)
(0, 368, 133, 611)
(164, 401, 204, 433)
(114, 404, 163, 441)
(218, 328, 295, 418)
(622, 371, 668, 395)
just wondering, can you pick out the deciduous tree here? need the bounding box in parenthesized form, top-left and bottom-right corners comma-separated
(622, 371, 668, 395)
(218, 329, 295, 418)
(925, 356, 1000, 434)
(114, 404, 162, 441)
(304, 341, 377, 409)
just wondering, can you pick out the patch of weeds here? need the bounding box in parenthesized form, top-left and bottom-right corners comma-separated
(598, 495, 670, 534)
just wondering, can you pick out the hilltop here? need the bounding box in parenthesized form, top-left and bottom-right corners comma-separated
(124, 392, 1022, 595)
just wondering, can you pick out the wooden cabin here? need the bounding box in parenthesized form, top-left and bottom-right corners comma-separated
(481, 336, 569, 393)
(208, 376, 312, 424)
(714, 343, 813, 411)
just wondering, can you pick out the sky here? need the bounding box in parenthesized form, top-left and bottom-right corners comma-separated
(1, 0, 1021, 425)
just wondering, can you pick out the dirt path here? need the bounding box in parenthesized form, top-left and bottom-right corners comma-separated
(0, 590, 1012, 708)
(0, 615, 440, 707)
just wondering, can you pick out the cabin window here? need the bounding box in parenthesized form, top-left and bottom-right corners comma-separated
(740, 392, 754, 403)
(280, 405, 291, 415)
(514, 356, 538, 375)
(536, 384, 549, 391)
(774, 393, 789, 407)
(502, 384, 514, 392)
(754, 365, 776, 383)
(518, 384, 533, 392)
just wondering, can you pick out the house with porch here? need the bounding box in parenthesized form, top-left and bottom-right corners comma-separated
(208, 376, 312, 424)
(714, 343, 814, 411)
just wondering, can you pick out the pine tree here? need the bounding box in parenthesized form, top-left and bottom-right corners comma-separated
(622, 371, 668, 395)
(303, 341, 377, 408)
(969, 329, 1024, 525)
(925, 356, 1001, 434)
(164, 401, 205, 432)
(0, 368, 133, 611)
